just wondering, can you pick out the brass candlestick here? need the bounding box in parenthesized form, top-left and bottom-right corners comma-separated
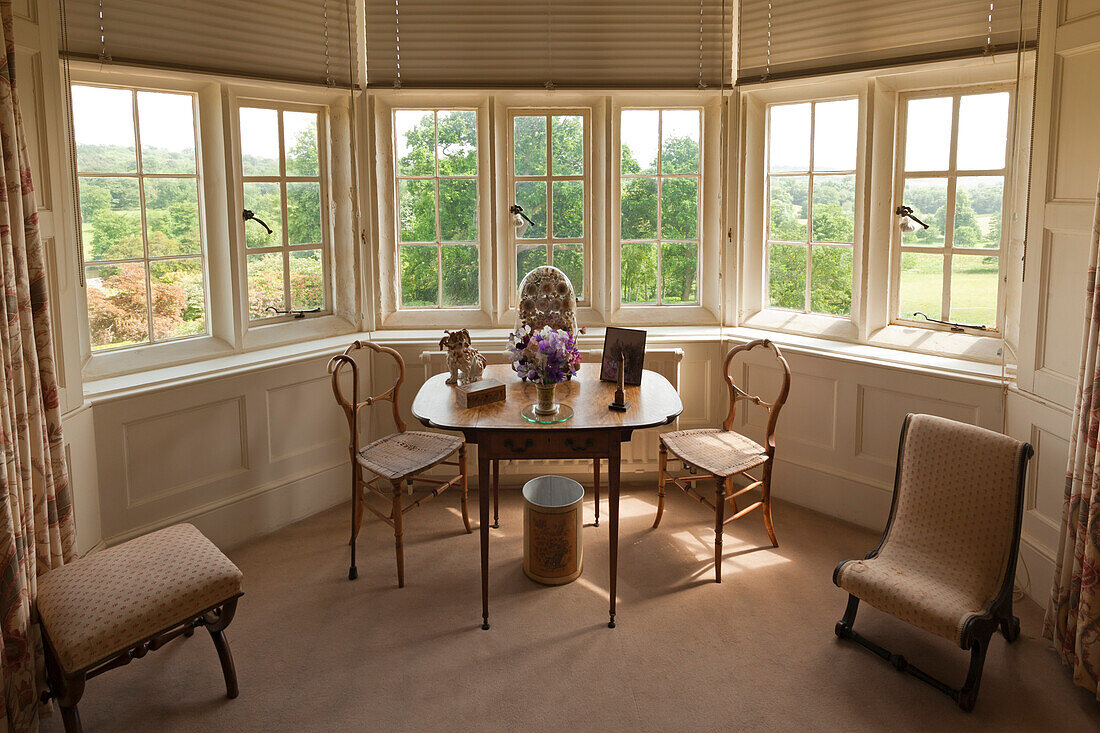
(609, 349, 630, 412)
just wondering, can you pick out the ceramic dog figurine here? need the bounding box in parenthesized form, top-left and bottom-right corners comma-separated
(439, 329, 486, 385)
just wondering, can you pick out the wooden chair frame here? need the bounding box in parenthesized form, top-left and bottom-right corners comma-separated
(653, 339, 791, 582)
(832, 413, 1033, 712)
(42, 593, 242, 732)
(330, 340, 470, 587)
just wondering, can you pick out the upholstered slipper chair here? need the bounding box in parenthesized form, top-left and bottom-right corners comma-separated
(832, 413, 1032, 711)
(36, 523, 243, 732)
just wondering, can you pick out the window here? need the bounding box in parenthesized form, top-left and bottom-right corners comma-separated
(74, 84, 207, 350)
(510, 111, 587, 296)
(394, 109, 480, 308)
(619, 108, 701, 305)
(766, 98, 858, 317)
(238, 105, 327, 321)
(894, 89, 1010, 330)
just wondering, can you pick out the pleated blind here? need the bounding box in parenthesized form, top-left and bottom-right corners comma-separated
(60, 0, 355, 87)
(737, 0, 1038, 84)
(364, 0, 733, 89)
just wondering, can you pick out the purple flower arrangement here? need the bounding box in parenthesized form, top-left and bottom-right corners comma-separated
(506, 325, 582, 384)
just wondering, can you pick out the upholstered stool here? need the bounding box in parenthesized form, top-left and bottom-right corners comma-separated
(36, 523, 243, 732)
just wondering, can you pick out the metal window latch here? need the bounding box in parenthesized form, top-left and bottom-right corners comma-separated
(895, 205, 929, 229)
(912, 312, 988, 332)
(265, 306, 321, 319)
(243, 209, 273, 234)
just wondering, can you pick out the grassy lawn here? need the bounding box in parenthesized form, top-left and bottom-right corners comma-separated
(899, 262, 997, 327)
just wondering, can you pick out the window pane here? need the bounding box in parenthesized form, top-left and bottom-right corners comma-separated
(86, 262, 149, 349)
(400, 245, 438, 307)
(954, 176, 1003, 249)
(551, 115, 583, 175)
(810, 246, 852, 316)
(437, 110, 478, 176)
(552, 181, 583, 239)
(398, 179, 436, 243)
(515, 181, 547, 239)
(769, 176, 808, 242)
(661, 178, 698, 239)
(951, 254, 998, 327)
(73, 85, 136, 173)
(289, 249, 324, 311)
(621, 243, 657, 303)
(439, 179, 478, 242)
(904, 97, 952, 172)
(553, 244, 583, 293)
(150, 258, 205, 340)
(517, 243, 547, 285)
(661, 109, 700, 174)
(621, 177, 658, 240)
(239, 107, 280, 176)
(813, 99, 858, 171)
(145, 179, 200, 257)
(661, 242, 698, 304)
(442, 244, 479, 306)
(769, 103, 810, 173)
(247, 252, 286, 319)
(898, 252, 943, 321)
(287, 182, 322, 244)
(79, 177, 142, 261)
(957, 93, 1009, 171)
(284, 111, 320, 176)
(137, 91, 195, 174)
(811, 175, 855, 243)
(768, 243, 806, 310)
(621, 110, 659, 174)
(513, 116, 547, 176)
(395, 110, 435, 176)
(243, 182, 283, 248)
(901, 178, 948, 246)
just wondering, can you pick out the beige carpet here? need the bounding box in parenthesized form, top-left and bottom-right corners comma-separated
(42, 486, 1099, 732)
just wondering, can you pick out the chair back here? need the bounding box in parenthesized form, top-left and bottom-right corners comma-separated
(516, 266, 579, 335)
(880, 413, 1032, 601)
(328, 341, 407, 457)
(721, 339, 791, 459)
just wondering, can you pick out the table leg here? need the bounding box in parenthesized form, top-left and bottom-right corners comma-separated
(491, 459, 500, 529)
(479, 447, 491, 630)
(608, 440, 621, 629)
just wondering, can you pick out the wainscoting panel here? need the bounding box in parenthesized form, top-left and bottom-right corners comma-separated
(855, 385, 981, 466)
(267, 376, 347, 462)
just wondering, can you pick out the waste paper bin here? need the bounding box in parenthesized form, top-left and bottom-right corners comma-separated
(522, 475, 584, 585)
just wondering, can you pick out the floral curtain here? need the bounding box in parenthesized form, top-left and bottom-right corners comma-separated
(0, 1, 77, 730)
(1045, 170, 1100, 700)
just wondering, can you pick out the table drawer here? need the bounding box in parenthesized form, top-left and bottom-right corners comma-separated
(486, 431, 609, 459)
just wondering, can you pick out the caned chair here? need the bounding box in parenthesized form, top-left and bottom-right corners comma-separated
(652, 339, 791, 582)
(490, 266, 606, 526)
(833, 413, 1032, 712)
(329, 340, 470, 587)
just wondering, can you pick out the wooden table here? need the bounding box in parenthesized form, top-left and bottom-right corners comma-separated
(411, 363, 682, 630)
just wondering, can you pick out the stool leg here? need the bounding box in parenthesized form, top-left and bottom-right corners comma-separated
(44, 637, 85, 733)
(205, 598, 240, 699)
(491, 460, 500, 529)
(593, 459, 600, 527)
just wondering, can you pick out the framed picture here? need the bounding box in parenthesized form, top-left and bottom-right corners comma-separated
(599, 327, 646, 385)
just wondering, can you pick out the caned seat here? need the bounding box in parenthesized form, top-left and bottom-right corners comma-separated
(330, 340, 470, 588)
(36, 523, 243, 732)
(652, 339, 791, 582)
(356, 430, 463, 481)
(832, 413, 1033, 711)
(659, 429, 768, 478)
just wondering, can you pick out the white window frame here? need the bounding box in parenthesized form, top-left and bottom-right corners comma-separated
(372, 93, 493, 329)
(610, 92, 723, 326)
(890, 83, 1014, 335)
(763, 96, 860, 318)
(73, 63, 358, 381)
(506, 107, 591, 304)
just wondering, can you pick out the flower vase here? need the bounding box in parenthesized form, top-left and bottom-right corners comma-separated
(534, 383, 559, 416)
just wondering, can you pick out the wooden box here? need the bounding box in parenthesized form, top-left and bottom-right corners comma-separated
(456, 378, 506, 408)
